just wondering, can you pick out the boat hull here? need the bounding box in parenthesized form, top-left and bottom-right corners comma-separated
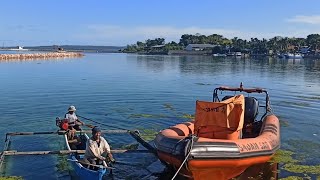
(154, 115, 280, 180)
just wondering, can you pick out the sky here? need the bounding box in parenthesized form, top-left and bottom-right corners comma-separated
(1, 0, 320, 46)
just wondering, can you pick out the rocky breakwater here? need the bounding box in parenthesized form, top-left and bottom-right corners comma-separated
(0, 52, 84, 60)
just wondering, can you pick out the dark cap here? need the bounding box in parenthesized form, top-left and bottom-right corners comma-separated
(92, 126, 101, 135)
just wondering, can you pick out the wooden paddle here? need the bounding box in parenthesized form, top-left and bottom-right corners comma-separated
(83, 123, 95, 128)
(103, 160, 113, 175)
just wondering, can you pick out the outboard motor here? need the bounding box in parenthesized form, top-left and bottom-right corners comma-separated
(56, 117, 69, 130)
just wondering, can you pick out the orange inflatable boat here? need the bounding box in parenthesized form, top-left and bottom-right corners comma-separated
(154, 84, 280, 180)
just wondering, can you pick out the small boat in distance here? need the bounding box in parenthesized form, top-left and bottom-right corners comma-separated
(277, 53, 285, 58)
(213, 53, 227, 57)
(235, 51, 242, 56)
(284, 53, 303, 59)
(154, 84, 280, 180)
(8, 46, 29, 51)
(226, 52, 242, 56)
(56, 47, 66, 53)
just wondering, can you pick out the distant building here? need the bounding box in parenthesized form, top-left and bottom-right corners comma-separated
(185, 44, 216, 51)
(150, 44, 165, 51)
(287, 45, 297, 52)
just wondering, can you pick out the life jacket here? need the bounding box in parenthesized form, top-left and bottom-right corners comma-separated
(194, 94, 244, 140)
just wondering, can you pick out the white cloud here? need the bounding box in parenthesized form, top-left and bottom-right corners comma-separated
(287, 15, 320, 25)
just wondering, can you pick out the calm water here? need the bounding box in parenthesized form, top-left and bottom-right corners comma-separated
(0, 52, 320, 179)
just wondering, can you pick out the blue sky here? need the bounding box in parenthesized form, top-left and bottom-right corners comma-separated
(1, 0, 320, 46)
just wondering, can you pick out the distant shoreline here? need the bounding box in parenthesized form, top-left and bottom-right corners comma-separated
(1, 45, 124, 53)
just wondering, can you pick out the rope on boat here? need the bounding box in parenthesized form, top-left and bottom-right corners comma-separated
(77, 115, 129, 131)
(171, 135, 195, 180)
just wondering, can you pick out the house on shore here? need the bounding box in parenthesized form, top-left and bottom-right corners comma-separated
(185, 44, 217, 51)
(144, 44, 167, 55)
(168, 44, 216, 55)
(150, 44, 166, 51)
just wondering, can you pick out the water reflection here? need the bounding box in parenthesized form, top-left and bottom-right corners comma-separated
(134, 56, 320, 84)
(156, 162, 278, 180)
(136, 55, 166, 73)
(235, 162, 278, 180)
(0, 57, 78, 63)
(1, 53, 319, 179)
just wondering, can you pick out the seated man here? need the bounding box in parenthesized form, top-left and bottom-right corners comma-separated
(84, 127, 115, 166)
(65, 105, 84, 131)
(67, 129, 82, 150)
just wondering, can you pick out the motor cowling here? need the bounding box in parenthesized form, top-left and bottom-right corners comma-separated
(56, 117, 69, 130)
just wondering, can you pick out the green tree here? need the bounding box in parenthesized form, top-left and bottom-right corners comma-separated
(307, 34, 320, 51)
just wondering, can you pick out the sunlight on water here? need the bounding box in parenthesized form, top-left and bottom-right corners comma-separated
(0, 53, 319, 179)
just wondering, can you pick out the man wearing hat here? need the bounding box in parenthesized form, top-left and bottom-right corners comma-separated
(65, 105, 84, 131)
(84, 126, 115, 165)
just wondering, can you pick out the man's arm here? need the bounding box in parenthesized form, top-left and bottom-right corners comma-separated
(101, 137, 111, 153)
(101, 138, 115, 162)
(76, 119, 84, 125)
(75, 115, 84, 125)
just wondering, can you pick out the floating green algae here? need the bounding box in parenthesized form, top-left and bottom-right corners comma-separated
(163, 103, 175, 111)
(129, 112, 193, 120)
(180, 114, 194, 120)
(128, 114, 167, 119)
(231, 162, 278, 180)
(56, 155, 71, 172)
(287, 139, 320, 160)
(278, 101, 310, 107)
(277, 115, 289, 127)
(195, 83, 211, 86)
(279, 119, 290, 127)
(136, 128, 158, 142)
(111, 107, 134, 113)
(129, 114, 153, 118)
(270, 150, 298, 164)
(0, 177, 23, 180)
(279, 176, 310, 180)
(120, 143, 139, 150)
(296, 95, 320, 100)
(270, 146, 320, 178)
(283, 164, 320, 174)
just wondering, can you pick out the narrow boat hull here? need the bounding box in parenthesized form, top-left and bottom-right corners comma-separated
(70, 154, 106, 180)
(64, 133, 108, 180)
